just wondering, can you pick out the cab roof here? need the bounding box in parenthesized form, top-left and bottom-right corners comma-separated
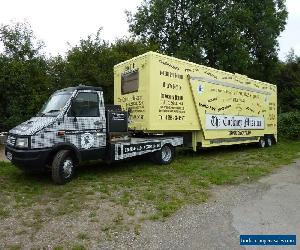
(55, 85, 102, 93)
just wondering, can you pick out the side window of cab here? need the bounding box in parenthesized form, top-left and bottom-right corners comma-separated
(68, 92, 100, 117)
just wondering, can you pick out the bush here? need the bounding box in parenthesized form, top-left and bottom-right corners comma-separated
(278, 112, 300, 139)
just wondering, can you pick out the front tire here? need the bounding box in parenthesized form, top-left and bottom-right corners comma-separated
(52, 150, 74, 184)
(152, 144, 175, 165)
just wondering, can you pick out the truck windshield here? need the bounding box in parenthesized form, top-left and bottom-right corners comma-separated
(39, 92, 72, 116)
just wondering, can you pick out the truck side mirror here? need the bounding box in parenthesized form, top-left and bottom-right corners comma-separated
(70, 99, 77, 122)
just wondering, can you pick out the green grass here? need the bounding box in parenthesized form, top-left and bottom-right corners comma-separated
(8, 245, 21, 250)
(53, 246, 64, 250)
(0, 206, 10, 219)
(77, 233, 89, 240)
(71, 245, 86, 250)
(0, 140, 299, 244)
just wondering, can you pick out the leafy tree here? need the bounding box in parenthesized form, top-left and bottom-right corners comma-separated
(0, 22, 49, 130)
(64, 30, 156, 103)
(46, 55, 67, 92)
(276, 50, 300, 112)
(127, 0, 288, 82)
(0, 22, 44, 60)
(0, 23, 155, 130)
(278, 111, 300, 139)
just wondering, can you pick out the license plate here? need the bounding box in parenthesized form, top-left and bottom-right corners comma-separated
(6, 152, 12, 161)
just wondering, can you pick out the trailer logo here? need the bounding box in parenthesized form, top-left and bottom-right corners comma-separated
(206, 114, 264, 130)
(81, 133, 95, 149)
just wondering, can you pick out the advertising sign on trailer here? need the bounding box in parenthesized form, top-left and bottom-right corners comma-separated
(205, 114, 265, 130)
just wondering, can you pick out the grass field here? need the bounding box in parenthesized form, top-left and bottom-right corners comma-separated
(0, 140, 300, 249)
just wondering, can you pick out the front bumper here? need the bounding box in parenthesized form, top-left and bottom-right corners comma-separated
(5, 145, 51, 171)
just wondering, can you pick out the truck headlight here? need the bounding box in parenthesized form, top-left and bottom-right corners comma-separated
(16, 138, 29, 148)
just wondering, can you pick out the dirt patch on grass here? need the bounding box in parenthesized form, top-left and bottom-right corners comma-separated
(0, 200, 139, 249)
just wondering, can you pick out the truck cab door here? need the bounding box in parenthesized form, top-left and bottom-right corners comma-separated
(66, 90, 106, 159)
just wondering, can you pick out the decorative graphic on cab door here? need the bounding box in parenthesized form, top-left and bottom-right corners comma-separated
(81, 133, 95, 149)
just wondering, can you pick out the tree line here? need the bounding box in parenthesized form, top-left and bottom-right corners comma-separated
(0, 0, 299, 131)
(0, 23, 156, 130)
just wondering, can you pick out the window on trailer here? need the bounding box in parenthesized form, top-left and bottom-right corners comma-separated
(121, 70, 139, 94)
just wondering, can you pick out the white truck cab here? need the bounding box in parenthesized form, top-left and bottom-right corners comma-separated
(5, 85, 183, 184)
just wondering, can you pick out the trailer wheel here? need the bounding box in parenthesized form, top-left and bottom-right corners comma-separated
(265, 137, 272, 147)
(258, 137, 266, 148)
(51, 150, 74, 184)
(152, 144, 175, 165)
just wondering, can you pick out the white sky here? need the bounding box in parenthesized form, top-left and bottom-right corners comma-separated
(278, 0, 300, 60)
(0, 0, 298, 60)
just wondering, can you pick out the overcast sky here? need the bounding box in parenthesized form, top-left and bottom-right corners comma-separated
(0, 0, 298, 60)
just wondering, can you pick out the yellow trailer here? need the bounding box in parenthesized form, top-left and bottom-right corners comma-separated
(4, 52, 278, 184)
(114, 52, 277, 151)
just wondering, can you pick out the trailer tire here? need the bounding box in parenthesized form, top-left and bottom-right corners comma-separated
(51, 150, 74, 184)
(265, 137, 272, 147)
(152, 144, 175, 165)
(258, 137, 266, 148)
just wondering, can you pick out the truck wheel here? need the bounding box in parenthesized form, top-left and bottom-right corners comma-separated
(265, 137, 272, 147)
(258, 137, 266, 148)
(152, 144, 175, 165)
(52, 150, 74, 184)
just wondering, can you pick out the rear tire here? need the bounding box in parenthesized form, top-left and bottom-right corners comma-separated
(258, 137, 266, 148)
(265, 137, 272, 147)
(52, 150, 74, 184)
(152, 144, 175, 165)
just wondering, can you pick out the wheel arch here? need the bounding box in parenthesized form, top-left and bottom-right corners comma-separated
(264, 134, 277, 144)
(162, 142, 175, 149)
(46, 143, 81, 166)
